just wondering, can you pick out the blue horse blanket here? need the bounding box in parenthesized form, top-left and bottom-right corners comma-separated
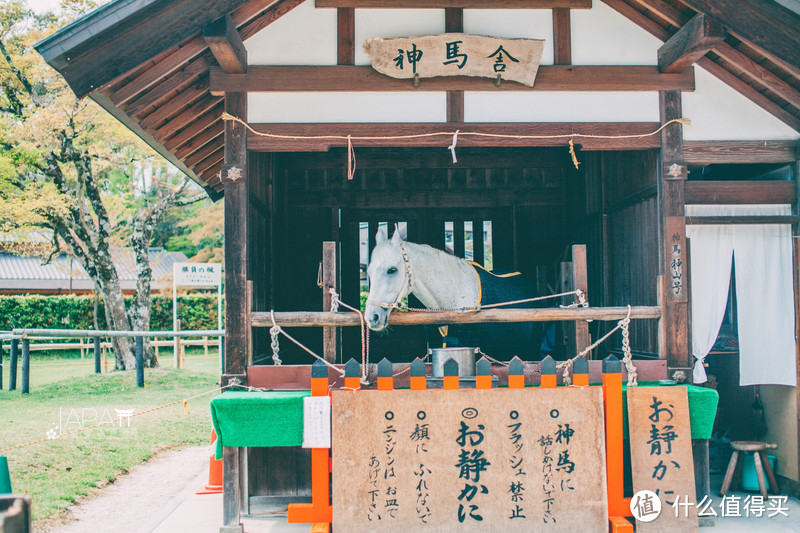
(426, 263, 553, 360)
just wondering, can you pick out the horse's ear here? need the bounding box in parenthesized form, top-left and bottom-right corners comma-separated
(375, 226, 388, 243)
(393, 223, 407, 241)
(391, 226, 403, 245)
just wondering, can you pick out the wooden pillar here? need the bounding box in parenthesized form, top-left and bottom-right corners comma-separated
(445, 8, 464, 123)
(223, 91, 249, 380)
(570, 244, 590, 356)
(658, 91, 691, 372)
(322, 241, 338, 363)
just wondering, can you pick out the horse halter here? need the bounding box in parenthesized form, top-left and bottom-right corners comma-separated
(366, 243, 413, 311)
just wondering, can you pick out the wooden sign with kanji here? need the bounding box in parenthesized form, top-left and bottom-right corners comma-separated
(363, 34, 544, 86)
(628, 386, 698, 532)
(331, 388, 608, 532)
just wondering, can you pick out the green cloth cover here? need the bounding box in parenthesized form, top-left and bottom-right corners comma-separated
(622, 382, 719, 440)
(211, 391, 310, 459)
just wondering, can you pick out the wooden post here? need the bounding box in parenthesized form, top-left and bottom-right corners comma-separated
(443, 358, 460, 390)
(508, 356, 524, 389)
(204, 336, 209, 357)
(9, 338, 17, 391)
(21, 338, 29, 394)
(410, 357, 427, 390)
(540, 355, 557, 388)
(322, 241, 338, 363)
(221, 445, 242, 533)
(570, 244, 590, 356)
(135, 336, 144, 388)
(476, 357, 492, 390)
(287, 360, 332, 528)
(94, 336, 101, 374)
(344, 358, 361, 390)
(377, 357, 393, 391)
(659, 91, 691, 372)
(572, 356, 589, 387)
(602, 355, 630, 520)
(223, 90, 249, 381)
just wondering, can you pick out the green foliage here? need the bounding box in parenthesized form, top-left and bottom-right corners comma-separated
(0, 293, 223, 334)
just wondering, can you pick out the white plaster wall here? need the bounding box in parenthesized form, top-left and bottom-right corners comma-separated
(354, 9, 445, 65)
(683, 67, 800, 140)
(571, 1, 661, 65)
(463, 10, 554, 65)
(465, 92, 659, 122)
(246, 1, 337, 65)
(760, 385, 799, 481)
(248, 92, 447, 123)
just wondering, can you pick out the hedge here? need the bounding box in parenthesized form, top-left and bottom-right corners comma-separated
(0, 294, 223, 334)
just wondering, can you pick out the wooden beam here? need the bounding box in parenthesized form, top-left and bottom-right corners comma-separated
(658, 13, 726, 73)
(685, 180, 796, 204)
(254, 306, 662, 328)
(209, 65, 695, 93)
(246, 122, 663, 151)
(175, 121, 224, 159)
(684, 141, 798, 164)
(680, 0, 800, 78)
(204, 14, 248, 74)
(685, 215, 797, 225)
(316, 0, 591, 6)
(337, 8, 355, 65)
(139, 82, 209, 132)
(552, 7, 572, 65)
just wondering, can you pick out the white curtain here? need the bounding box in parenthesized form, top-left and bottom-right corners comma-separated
(685, 206, 734, 383)
(686, 204, 796, 387)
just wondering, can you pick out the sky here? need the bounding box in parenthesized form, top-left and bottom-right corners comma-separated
(28, 0, 63, 14)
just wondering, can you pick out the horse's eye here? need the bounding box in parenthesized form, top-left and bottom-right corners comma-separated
(387, 267, 398, 275)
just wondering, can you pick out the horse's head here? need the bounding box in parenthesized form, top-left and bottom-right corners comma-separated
(365, 226, 410, 331)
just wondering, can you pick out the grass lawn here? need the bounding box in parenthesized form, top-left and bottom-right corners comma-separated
(0, 359, 221, 528)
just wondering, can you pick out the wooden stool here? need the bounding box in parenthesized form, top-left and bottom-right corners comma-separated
(719, 441, 779, 499)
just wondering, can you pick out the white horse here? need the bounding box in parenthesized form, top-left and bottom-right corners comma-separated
(365, 227, 550, 359)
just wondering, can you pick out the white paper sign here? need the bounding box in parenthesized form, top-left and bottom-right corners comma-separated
(303, 396, 332, 449)
(173, 262, 222, 287)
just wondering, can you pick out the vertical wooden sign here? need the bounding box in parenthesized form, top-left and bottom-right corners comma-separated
(332, 388, 608, 532)
(628, 386, 698, 532)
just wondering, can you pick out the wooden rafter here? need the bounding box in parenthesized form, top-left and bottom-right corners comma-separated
(605, 0, 800, 131)
(658, 13, 725, 73)
(680, 0, 800, 78)
(204, 14, 248, 74)
(163, 104, 225, 151)
(246, 122, 663, 151)
(152, 94, 224, 140)
(210, 65, 695, 93)
(140, 82, 209, 131)
(314, 0, 592, 7)
(124, 55, 213, 118)
(239, 0, 308, 40)
(175, 121, 225, 159)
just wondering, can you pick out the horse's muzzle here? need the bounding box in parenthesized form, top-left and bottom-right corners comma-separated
(365, 304, 389, 331)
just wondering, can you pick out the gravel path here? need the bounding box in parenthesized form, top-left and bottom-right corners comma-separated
(44, 446, 209, 533)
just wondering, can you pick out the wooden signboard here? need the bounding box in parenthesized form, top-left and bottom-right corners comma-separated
(628, 386, 698, 532)
(363, 34, 544, 86)
(332, 388, 608, 532)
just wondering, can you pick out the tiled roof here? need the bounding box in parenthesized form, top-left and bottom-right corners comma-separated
(0, 248, 189, 292)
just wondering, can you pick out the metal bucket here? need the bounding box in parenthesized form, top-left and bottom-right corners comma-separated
(431, 347, 478, 378)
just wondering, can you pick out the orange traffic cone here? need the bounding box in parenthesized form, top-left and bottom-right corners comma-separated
(196, 429, 223, 494)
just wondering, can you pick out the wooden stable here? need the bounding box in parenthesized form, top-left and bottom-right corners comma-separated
(37, 0, 800, 530)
